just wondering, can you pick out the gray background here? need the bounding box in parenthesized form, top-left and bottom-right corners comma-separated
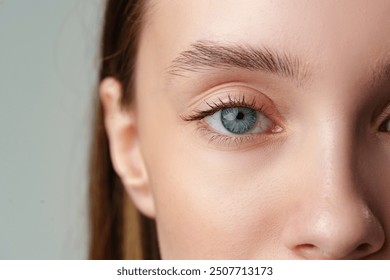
(0, 0, 103, 259)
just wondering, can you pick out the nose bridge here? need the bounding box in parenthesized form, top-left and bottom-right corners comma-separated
(314, 117, 365, 222)
(307, 110, 371, 236)
(310, 107, 358, 192)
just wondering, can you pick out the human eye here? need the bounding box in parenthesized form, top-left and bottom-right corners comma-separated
(377, 103, 390, 133)
(181, 93, 284, 148)
(379, 118, 390, 133)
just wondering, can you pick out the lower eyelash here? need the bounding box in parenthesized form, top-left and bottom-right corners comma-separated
(196, 123, 255, 147)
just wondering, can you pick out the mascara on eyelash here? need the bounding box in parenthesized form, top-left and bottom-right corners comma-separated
(180, 94, 263, 122)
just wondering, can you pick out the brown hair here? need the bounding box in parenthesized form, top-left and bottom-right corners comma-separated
(88, 0, 160, 260)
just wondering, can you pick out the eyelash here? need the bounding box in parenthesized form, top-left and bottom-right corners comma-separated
(181, 94, 279, 147)
(377, 103, 390, 133)
(379, 118, 390, 132)
(182, 95, 267, 120)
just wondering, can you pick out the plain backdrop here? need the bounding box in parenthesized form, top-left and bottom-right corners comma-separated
(0, 0, 104, 259)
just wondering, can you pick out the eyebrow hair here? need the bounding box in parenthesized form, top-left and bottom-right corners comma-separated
(166, 40, 308, 83)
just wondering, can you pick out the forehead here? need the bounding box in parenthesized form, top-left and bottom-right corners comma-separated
(141, 0, 390, 73)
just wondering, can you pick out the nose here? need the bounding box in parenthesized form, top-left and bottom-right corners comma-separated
(283, 193, 385, 259)
(282, 119, 385, 259)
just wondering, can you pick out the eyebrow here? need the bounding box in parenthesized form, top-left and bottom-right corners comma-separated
(166, 40, 308, 84)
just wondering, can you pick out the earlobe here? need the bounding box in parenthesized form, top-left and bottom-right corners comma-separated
(99, 77, 156, 218)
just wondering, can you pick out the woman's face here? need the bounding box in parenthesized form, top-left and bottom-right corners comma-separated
(116, 0, 390, 259)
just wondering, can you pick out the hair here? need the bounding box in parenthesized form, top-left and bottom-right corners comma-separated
(88, 0, 160, 260)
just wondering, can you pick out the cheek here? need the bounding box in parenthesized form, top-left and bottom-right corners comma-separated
(147, 142, 287, 259)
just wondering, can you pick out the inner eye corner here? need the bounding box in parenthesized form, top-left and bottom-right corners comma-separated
(376, 117, 389, 132)
(381, 119, 390, 132)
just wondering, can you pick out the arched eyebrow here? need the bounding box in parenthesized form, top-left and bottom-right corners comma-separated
(165, 40, 309, 84)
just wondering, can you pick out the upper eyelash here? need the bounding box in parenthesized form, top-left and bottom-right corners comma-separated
(379, 118, 390, 132)
(181, 94, 266, 121)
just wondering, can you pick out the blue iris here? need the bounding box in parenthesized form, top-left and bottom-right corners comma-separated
(221, 107, 257, 134)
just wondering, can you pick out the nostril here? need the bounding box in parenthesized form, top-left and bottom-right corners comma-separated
(356, 243, 370, 252)
(296, 244, 315, 250)
(294, 244, 324, 259)
(295, 243, 317, 255)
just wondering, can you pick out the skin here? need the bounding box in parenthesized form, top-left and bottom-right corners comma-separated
(101, 0, 390, 259)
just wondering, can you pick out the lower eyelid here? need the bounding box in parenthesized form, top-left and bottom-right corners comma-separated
(196, 124, 257, 147)
(196, 119, 281, 149)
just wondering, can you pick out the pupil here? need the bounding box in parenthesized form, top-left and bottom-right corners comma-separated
(236, 111, 244, 120)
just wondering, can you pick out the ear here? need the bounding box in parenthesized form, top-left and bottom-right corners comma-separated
(99, 77, 155, 218)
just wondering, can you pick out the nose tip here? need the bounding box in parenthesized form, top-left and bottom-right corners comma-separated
(283, 203, 385, 259)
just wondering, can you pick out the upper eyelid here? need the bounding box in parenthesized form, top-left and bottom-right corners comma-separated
(379, 103, 390, 120)
(205, 96, 263, 115)
(181, 94, 270, 122)
(378, 109, 390, 131)
(371, 100, 390, 128)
